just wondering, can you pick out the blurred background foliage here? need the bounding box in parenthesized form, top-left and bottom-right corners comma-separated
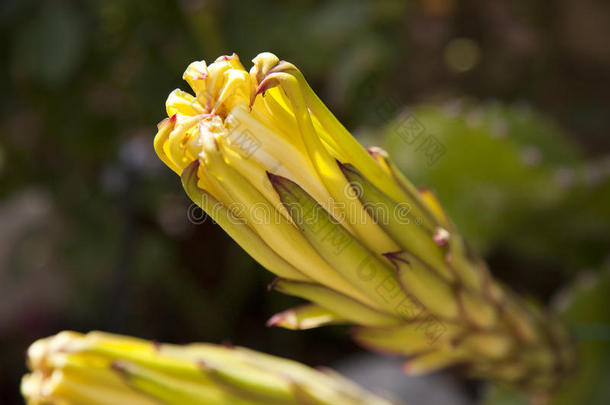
(1, 0, 609, 404)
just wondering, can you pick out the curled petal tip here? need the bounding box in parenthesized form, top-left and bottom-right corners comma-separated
(255, 73, 283, 98)
(251, 52, 281, 83)
(255, 82, 269, 97)
(249, 71, 283, 107)
(156, 114, 177, 130)
(250, 62, 297, 106)
(216, 53, 238, 63)
(267, 60, 298, 76)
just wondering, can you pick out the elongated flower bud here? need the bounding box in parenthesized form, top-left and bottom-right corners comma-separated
(21, 331, 398, 405)
(153, 52, 574, 399)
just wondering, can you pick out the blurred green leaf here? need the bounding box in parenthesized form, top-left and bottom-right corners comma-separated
(483, 384, 529, 405)
(12, 3, 85, 86)
(554, 268, 610, 405)
(382, 101, 610, 270)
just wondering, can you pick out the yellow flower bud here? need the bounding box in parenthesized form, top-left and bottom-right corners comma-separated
(22, 331, 398, 405)
(154, 52, 574, 397)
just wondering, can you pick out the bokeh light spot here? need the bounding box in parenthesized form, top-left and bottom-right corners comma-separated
(444, 38, 481, 73)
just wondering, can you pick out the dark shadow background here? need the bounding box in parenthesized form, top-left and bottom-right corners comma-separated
(1, 1, 609, 404)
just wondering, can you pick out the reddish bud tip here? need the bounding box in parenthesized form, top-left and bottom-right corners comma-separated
(382, 251, 410, 267)
(267, 277, 281, 291)
(266, 313, 284, 327)
(110, 361, 127, 374)
(366, 146, 388, 158)
(433, 227, 450, 246)
(266, 171, 280, 184)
